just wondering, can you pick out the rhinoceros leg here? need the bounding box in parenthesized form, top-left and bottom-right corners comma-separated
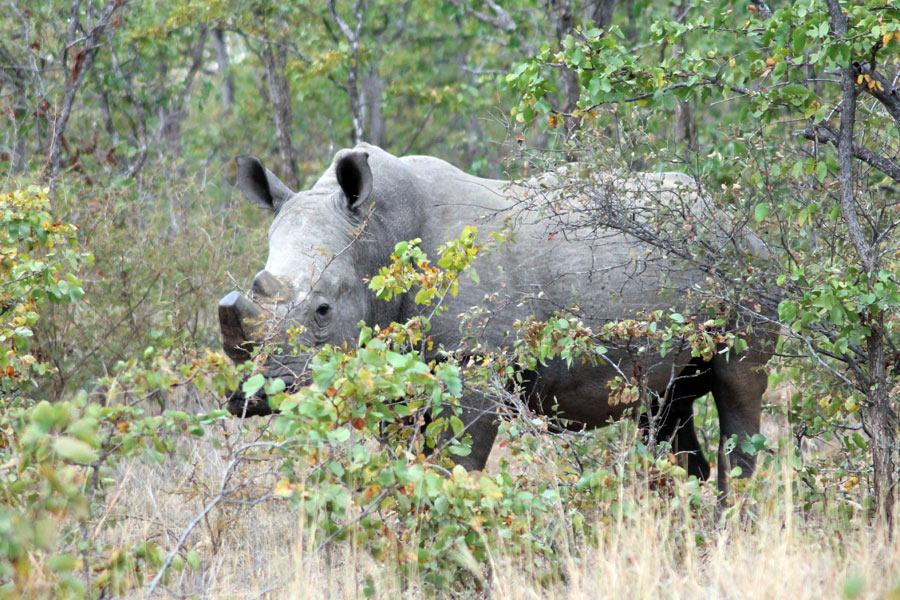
(651, 360, 713, 481)
(708, 352, 767, 486)
(653, 398, 711, 481)
(449, 388, 500, 471)
(226, 387, 277, 417)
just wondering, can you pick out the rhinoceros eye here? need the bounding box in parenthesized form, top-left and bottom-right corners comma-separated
(314, 303, 331, 324)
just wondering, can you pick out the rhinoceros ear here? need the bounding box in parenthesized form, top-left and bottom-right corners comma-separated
(235, 155, 294, 212)
(335, 151, 372, 212)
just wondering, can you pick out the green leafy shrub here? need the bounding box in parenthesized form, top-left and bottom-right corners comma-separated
(0, 186, 89, 398)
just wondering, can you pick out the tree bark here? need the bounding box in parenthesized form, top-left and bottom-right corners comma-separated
(864, 319, 897, 532)
(672, 0, 697, 152)
(212, 29, 234, 110)
(363, 69, 385, 147)
(827, 0, 896, 531)
(329, 0, 366, 145)
(584, 0, 618, 28)
(551, 0, 580, 141)
(261, 40, 300, 190)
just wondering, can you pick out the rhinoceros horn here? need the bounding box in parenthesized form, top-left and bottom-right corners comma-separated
(218, 291, 265, 362)
(250, 269, 286, 300)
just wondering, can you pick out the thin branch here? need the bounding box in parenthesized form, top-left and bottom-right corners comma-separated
(400, 104, 436, 155)
(445, 0, 516, 32)
(853, 61, 900, 131)
(800, 122, 900, 184)
(749, 0, 772, 19)
(46, 0, 126, 191)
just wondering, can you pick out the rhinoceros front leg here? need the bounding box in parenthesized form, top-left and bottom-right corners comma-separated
(444, 388, 500, 471)
(709, 353, 767, 488)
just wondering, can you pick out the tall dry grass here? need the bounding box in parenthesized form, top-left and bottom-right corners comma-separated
(105, 396, 900, 600)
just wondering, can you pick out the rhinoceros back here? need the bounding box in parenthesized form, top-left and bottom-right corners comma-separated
(398, 153, 709, 351)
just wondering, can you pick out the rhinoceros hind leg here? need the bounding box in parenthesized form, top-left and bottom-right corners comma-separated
(652, 359, 713, 481)
(673, 411, 711, 480)
(709, 353, 767, 485)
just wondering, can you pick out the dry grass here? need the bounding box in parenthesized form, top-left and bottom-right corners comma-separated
(105, 397, 900, 600)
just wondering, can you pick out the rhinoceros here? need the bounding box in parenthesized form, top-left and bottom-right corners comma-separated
(219, 143, 773, 484)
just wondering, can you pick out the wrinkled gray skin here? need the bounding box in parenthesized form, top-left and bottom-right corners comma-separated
(220, 143, 773, 485)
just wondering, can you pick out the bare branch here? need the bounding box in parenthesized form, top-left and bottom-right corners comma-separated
(853, 61, 900, 131)
(446, 0, 516, 32)
(800, 122, 900, 184)
(46, 0, 126, 190)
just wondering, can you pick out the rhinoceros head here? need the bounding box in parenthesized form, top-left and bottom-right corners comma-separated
(219, 146, 423, 415)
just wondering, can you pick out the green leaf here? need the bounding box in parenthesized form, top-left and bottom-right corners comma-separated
(242, 373, 266, 396)
(47, 554, 78, 572)
(781, 83, 809, 96)
(449, 443, 471, 457)
(754, 203, 769, 223)
(54, 436, 99, 465)
(437, 364, 463, 396)
(264, 378, 286, 395)
(816, 161, 827, 183)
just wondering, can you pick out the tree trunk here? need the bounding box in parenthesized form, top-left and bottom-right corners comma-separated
(674, 101, 698, 152)
(363, 69, 385, 147)
(672, 0, 697, 152)
(585, 0, 618, 28)
(212, 29, 234, 110)
(865, 318, 897, 532)
(160, 28, 208, 167)
(328, 0, 366, 145)
(551, 0, 580, 141)
(826, 0, 897, 526)
(262, 40, 300, 190)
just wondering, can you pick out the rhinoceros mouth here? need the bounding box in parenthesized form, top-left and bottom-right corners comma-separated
(225, 354, 312, 418)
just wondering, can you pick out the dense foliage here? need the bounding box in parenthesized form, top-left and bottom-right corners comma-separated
(508, 0, 900, 521)
(1, 0, 899, 597)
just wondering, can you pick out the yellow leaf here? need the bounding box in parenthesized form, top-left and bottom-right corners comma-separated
(451, 464, 471, 485)
(478, 476, 503, 501)
(274, 478, 298, 498)
(357, 369, 374, 394)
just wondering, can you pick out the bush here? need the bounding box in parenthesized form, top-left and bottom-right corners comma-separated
(0, 186, 88, 398)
